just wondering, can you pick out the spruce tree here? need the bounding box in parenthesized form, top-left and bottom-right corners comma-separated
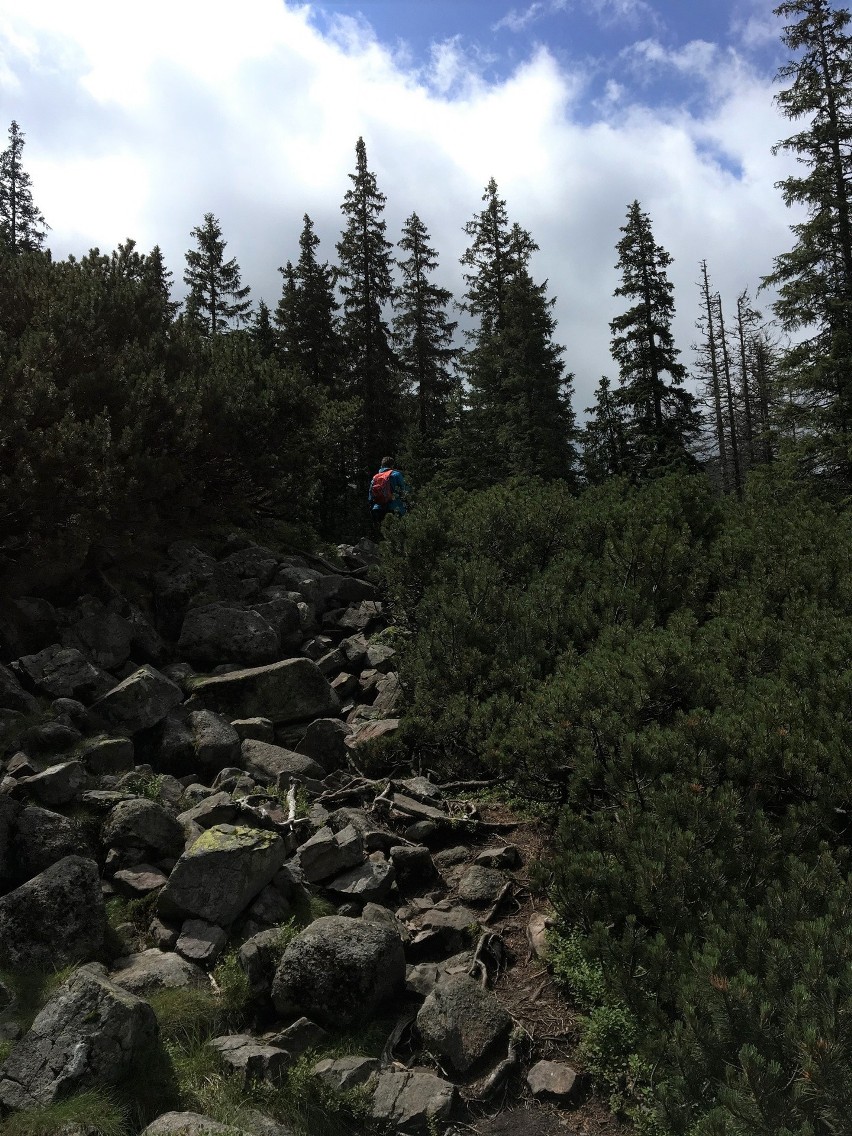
(0, 121, 48, 254)
(336, 137, 400, 472)
(183, 213, 251, 337)
(393, 212, 459, 473)
(764, 0, 852, 482)
(276, 214, 342, 392)
(610, 201, 698, 477)
(460, 180, 575, 485)
(582, 376, 628, 483)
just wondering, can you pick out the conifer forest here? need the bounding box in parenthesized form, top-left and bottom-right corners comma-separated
(1, 2, 852, 1134)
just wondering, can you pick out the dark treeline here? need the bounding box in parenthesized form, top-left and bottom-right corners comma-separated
(2, 3, 852, 1134)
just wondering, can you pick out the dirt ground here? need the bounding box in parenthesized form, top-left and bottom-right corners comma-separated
(439, 799, 630, 1136)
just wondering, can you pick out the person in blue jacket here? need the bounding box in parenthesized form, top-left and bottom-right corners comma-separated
(368, 456, 410, 522)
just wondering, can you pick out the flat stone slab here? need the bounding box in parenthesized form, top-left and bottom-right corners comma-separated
(187, 658, 339, 725)
(209, 1034, 290, 1085)
(110, 948, 207, 995)
(372, 1067, 457, 1132)
(526, 1059, 579, 1101)
(312, 1055, 378, 1092)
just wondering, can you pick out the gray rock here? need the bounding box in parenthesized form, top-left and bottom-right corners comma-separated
(14, 646, 114, 702)
(526, 1059, 579, 1101)
(140, 1112, 256, 1135)
(345, 718, 400, 749)
(240, 738, 326, 785)
(187, 658, 340, 725)
(178, 604, 280, 668)
(269, 1016, 328, 1059)
(110, 948, 207, 995)
(293, 717, 351, 771)
(238, 927, 290, 997)
(176, 919, 228, 966)
(416, 973, 512, 1074)
(245, 883, 291, 928)
(336, 601, 384, 633)
(372, 1067, 457, 1133)
(209, 1034, 290, 1085)
(390, 845, 441, 891)
(231, 717, 274, 742)
(326, 856, 395, 903)
(475, 844, 521, 869)
(112, 864, 169, 896)
(408, 907, 481, 960)
(271, 915, 405, 1027)
(0, 664, 37, 713)
(188, 709, 240, 772)
(177, 791, 238, 832)
(158, 824, 286, 925)
(13, 806, 89, 881)
(91, 665, 184, 733)
(312, 1055, 378, 1091)
(103, 798, 185, 860)
(457, 865, 508, 906)
(527, 912, 555, 961)
(11, 760, 85, 806)
(0, 963, 157, 1110)
(20, 719, 81, 755)
(365, 642, 396, 672)
(296, 824, 363, 884)
(0, 856, 106, 970)
(77, 734, 135, 775)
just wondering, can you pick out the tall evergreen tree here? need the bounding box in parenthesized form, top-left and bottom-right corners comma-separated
(393, 212, 459, 467)
(460, 180, 575, 485)
(0, 121, 48, 254)
(694, 260, 731, 492)
(276, 214, 342, 392)
(336, 137, 400, 472)
(610, 201, 698, 477)
(764, 0, 852, 482)
(183, 213, 251, 337)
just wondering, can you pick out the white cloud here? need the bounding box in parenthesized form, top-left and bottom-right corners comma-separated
(0, 0, 798, 414)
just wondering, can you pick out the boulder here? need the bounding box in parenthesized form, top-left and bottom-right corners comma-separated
(187, 658, 339, 726)
(14, 646, 114, 702)
(416, 973, 512, 1074)
(188, 709, 240, 772)
(312, 1055, 378, 1091)
(91, 665, 184, 733)
(326, 857, 395, 903)
(11, 760, 85, 806)
(0, 596, 57, 659)
(0, 856, 106, 970)
(209, 1034, 290, 1085)
(0, 665, 37, 713)
(103, 798, 185, 861)
(238, 927, 290, 998)
(293, 717, 351, 771)
(176, 918, 228, 966)
(271, 915, 405, 1027)
(112, 864, 169, 896)
(270, 1016, 328, 1058)
(77, 734, 135, 775)
(141, 1113, 287, 1136)
(178, 604, 280, 668)
(346, 718, 400, 748)
(295, 824, 363, 884)
(110, 948, 207, 995)
(457, 865, 508, 906)
(157, 824, 286, 925)
(0, 964, 157, 1110)
(371, 1067, 457, 1133)
(12, 806, 89, 882)
(240, 738, 326, 785)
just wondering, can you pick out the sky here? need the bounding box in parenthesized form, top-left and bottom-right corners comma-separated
(0, 0, 802, 412)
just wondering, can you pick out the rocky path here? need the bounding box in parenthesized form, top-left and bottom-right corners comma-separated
(0, 535, 627, 1136)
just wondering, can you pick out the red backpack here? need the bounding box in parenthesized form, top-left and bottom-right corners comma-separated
(370, 469, 394, 506)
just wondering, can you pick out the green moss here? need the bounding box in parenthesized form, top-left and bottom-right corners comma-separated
(190, 825, 278, 854)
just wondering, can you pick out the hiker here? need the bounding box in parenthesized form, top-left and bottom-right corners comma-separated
(368, 456, 410, 523)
